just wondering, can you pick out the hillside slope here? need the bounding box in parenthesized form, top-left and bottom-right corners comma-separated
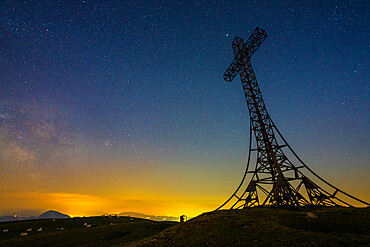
(127, 207, 370, 247)
(0, 216, 177, 247)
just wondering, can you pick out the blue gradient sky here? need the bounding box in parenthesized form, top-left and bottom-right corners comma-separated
(0, 0, 368, 217)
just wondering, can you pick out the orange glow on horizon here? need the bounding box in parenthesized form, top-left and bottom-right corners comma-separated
(0, 190, 222, 218)
(1, 158, 369, 218)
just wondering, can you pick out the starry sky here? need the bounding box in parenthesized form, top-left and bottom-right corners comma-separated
(0, 0, 369, 217)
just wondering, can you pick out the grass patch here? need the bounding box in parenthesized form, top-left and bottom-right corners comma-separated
(127, 207, 370, 247)
(0, 216, 177, 247)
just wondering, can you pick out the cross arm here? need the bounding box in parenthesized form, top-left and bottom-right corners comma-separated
(223, 27, 267, 82)
(223, 59, 239, 82)
(243, 27, 267, 58)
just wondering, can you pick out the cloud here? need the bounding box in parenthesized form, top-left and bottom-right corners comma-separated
(125, 199, 143, 204)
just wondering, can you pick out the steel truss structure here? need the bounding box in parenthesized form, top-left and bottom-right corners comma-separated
(217, 27, 369, 209)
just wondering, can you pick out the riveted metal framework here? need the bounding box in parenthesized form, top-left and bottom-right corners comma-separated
(217, 27, 369, 209)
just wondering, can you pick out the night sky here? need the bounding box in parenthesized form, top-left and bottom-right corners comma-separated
(0, 0, 369, 217)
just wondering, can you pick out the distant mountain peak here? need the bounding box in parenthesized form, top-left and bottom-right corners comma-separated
(38, 210, 70, 219)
